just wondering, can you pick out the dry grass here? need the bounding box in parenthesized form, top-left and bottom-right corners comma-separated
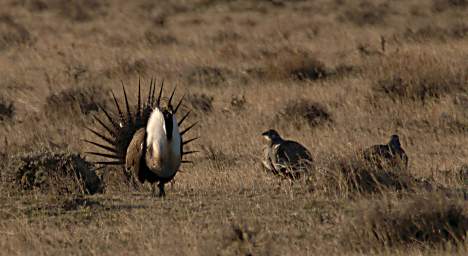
(0, 0, 468, 255)
(342, 193, 468, 252)
(371, 51, 467, 102)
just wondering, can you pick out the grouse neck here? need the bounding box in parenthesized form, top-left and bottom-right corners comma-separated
(269, 137, 284, 146)
(163, 110, 174, 141)
(388, 140, 401, 153)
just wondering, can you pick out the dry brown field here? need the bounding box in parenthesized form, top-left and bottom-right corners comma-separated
(1, 0, 468, 255)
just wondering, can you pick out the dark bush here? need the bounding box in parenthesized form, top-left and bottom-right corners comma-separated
(185, 66, 229, 87)
(267, 53, 328, 81)
(186, 93, 214, 113)
(45, 85, 110, 116)
(0, 14, 31, 50)
(56, 0, 107, 22)
(4, 150, 103, 195)
(278, 100, 331, 128)
(0, 97, 15, 121)
(433, 0, 468, 12)
(339, 2, 390, 26)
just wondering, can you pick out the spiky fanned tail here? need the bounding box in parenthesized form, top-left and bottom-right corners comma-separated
(85, 79, 198, 179)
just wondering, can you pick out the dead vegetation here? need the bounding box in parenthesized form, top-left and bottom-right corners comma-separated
(0, 0, 467, 254)
(44, 85, 110, 116)
(185, 66, 230, 87)
(312, 154, 429, 197)
(19, 0, 108, 22)
(186, 93, 214, 113)
(371, 51, 467, 102)
(277, 99, 332, 128)
(432, 0, 468, 12)
(144, 31, 177, 46)
(222, 223, 267, 256)
(266, 52, 329, 81)
(404, 23, 468, 42)
(339, 1, 390, 26)
(342, 194, 468, 252)
(0, 14, 31, 50)
(104, 58, 148, 78)
(0, 97, 15, 121)
(3, 150, 102, 195)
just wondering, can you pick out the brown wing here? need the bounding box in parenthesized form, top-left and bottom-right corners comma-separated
(126, 128, 146, 181)
(276, 141, 313, 166)
(273, 141, 313, 179)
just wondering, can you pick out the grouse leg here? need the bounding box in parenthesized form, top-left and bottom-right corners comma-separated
(158, 182, 166, 197)
(150, 183, 157, 197)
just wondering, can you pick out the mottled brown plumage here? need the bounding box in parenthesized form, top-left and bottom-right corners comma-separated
(261, 129, 313, 179)
(363, 134, 408, 171)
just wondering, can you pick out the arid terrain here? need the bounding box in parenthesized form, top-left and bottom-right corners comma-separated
(1, 0, 468, 255)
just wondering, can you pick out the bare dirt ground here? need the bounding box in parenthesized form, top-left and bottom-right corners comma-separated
(1, 0, 468, 255)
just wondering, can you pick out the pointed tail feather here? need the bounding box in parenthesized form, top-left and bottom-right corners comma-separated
(86, 151, 122, 160)
(183, 137, 199, 146)
(136, 78, 142, 122)
(174, 94, 185, 114)
(93, 160, 125, 166)
(98, 104, 119, 130)
(178, 110, 191, 126)
(147, 78, 154, 108)
(83, 139, 119, 154)
(168, 86, 176, 108)
(181, 122, 198, 136)
(86, 127, 115, 146)
(111, 91, 124, 124)
(182, 150, 199, 156)
(157, 79, 164, 107)
(121, 81, 133, 126)
(92, 115, 116, 137)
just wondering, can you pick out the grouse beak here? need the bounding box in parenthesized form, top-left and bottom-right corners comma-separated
(261, 131, 271, 141)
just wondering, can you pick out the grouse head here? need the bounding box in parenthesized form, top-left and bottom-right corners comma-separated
(262, 129, 283, 144)
(388, 134, 401, 150)
(161, 105, 175, 140)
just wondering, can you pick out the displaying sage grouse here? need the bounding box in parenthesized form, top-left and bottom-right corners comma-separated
(261, 129, 313, 179)
(85, 79, 198, 197)
(363, 134, 408, 170)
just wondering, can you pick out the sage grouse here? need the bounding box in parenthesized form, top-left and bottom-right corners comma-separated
(261, 129, 313, 179)
(363, 134, 408, 170)
(85, 80, 198, 197)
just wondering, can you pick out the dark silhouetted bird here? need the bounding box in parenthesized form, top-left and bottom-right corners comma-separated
(363, 134, 408, 170)
(261, 129, 313, 179)
(85, 79, 198, 197)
